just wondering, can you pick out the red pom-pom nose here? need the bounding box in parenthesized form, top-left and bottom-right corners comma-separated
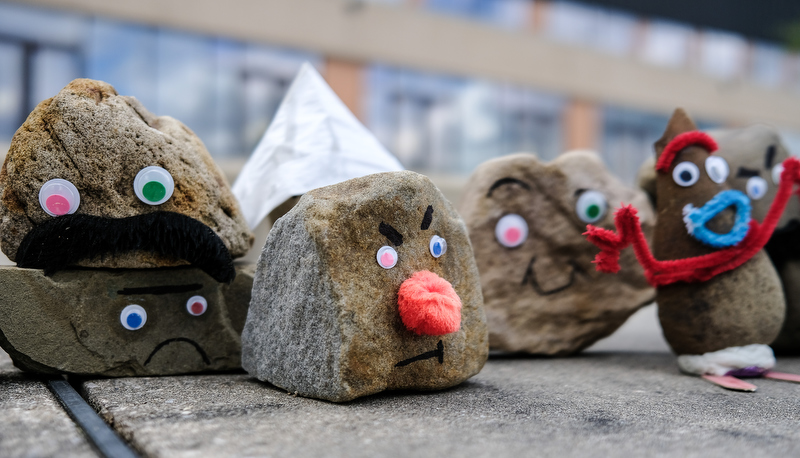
(397, 270, 462, 336)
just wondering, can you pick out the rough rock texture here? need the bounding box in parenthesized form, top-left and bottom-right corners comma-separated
(242, 171, 488, 402)
(652, 110, 785, 356)
(0, 264, 254, 376)
(0, 78, 253, 268)
(459, 151, 655, 355)
(711, 126, 800, 354)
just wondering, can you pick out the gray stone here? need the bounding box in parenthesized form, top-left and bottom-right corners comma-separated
(0, 264, 254, 376)
(0, 78, 253, 270)
(459, 151, 655, 355)
(0, 350, 97, 457)
(242, 171, 488, 402)
(76, 353, 800, 457)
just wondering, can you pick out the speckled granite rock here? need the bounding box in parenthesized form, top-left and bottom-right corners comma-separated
(0, 264, 254, 376)
(242, 171, 488, 402)
(0, 78, 253, 274)
(459, 151, 655, 356)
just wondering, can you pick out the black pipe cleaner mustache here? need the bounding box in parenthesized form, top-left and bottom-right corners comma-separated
(15, 212, 235, 283)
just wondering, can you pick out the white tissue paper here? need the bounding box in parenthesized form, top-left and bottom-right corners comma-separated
(232, 62, 404, 229)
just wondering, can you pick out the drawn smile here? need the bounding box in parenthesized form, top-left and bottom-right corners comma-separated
(395, 340, 444, 367)
(144, 337, 210, 366)
(521, 257, 582, 295)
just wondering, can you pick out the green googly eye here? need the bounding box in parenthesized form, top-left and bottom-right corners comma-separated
(134, 166, 174, 205)
(576, 190, 607, 223)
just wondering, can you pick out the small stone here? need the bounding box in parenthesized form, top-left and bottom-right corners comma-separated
(0, 79, 253, 276)
(652, 110, 784, 355)
(242, 171, 488, 402)
(0, 264, 254, 376)
(458, 151, 655, 356)
(712, 125, 800, 354)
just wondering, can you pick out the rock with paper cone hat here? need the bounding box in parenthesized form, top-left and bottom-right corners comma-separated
(242, 171, 488, 402)
(0, 78, 253, 281)
(459, 151, 655, 355)
(232, 62, 404, 230)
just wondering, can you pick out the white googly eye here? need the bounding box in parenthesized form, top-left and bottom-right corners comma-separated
(495, 214, 528, 248)
(120, 304, 147, 331)
(186, 295, 207, 316)
(576, 190, 608, 223)
(134, 166, 174, 205)
(672, 162, 700, 187)
(746, 176, 768, 200)
(772, 162, 784, 185)
(38, 179, 80, 217)
(704, 156, 729, 184)
(429, 235, 447, 258)
(377, 246, 398, 269)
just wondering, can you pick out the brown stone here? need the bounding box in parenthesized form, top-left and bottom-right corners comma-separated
(459, 151, 655, 355)
(712, 125, 800, 354)
(242, 171, 488, 402)
(0, 78, 253, 269)
(652, 110, 784, 355)
(0, 264, 254, 376)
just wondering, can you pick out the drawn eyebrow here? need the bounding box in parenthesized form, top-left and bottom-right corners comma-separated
(736, 167, 760, 178)
(420, 205, 434, 230)
(487, 177, 531, 197)
(765, 145, 776, 169)
(118, 284, 203, 295)
(379, 222, 403, 246)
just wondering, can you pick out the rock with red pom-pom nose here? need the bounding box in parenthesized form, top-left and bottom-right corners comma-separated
(241, 171, 488, 402)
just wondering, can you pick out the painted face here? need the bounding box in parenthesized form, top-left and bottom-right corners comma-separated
(241, 171, 488, 402)
(0, 79, 252, 282)
(0, 266, 253, 376)
(459, 151, 655, 355)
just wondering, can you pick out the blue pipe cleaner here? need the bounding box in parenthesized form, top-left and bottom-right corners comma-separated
(682, 190, 752, 248)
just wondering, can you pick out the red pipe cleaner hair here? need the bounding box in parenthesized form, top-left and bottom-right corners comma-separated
(655, 131, 718, 172)
(585, 157, 800, 287)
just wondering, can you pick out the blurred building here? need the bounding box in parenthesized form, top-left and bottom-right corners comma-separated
(2, 0, 800, 186)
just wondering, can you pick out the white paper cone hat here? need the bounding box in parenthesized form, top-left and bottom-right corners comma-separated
(232, 62, 404, 229)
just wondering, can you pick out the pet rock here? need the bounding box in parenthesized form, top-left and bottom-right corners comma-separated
(586, 109, 800, 391)
(1, 78, 253, 281)
(242, 171, 488, 402)
(0, 265, 254, 376)
(712, 125, 800, 354)
(459, 151, 655, 355)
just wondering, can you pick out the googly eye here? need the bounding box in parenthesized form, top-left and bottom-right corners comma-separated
(746, 176, 768, 200)
(38, 179, 80, 217)
(672, 162, 700, 187)
(495, 214, 528, 248)
(575, 190, 608, 223)
(429, 235, 447, 258)
(186, 295, 207, 316)
(120, 304, 147, 331)
(134, 166, 174, 205)
(772, 162, 784, 185)
(704, 156, 729, 184)
(377, 246, 398, 269)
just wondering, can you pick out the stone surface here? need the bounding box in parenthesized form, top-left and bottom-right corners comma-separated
(0, 349, 97, 458)
(651, 110, 784, 356)
(711, 126, 800, 354)
(242, 171, 488, 402)
(0, 78, 253, 269)
(77, 353, 800, 458)
(459, 151, 655, 355)
(0, 264, 254, 376)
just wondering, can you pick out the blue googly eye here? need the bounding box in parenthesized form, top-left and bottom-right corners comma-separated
(429, 235, 447, 258)
(746, 176, 768, 200)
(120, 304, 147, 331)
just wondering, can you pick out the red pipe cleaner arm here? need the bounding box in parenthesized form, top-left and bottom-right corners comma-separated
(584, 156, 800, 287)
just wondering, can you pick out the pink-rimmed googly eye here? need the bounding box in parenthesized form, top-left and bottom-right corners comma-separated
(186, 295, 207, 316)
(377, 246, 398, 269)
(38, 179, 80, 217)
(495, 214, 528, 248)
